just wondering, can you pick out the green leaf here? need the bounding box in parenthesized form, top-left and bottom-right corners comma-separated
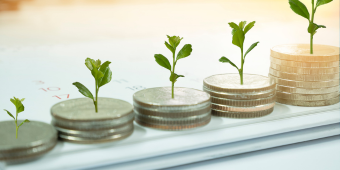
(219, 57, 239, 70)
(85, 58, 96, 71)
(72, 82, 94, 99)
(239, 21, 247, 30)
(228, 22, 240, 30)
(99, 67, 112, 87)
(244, 21, 255, 34)
(17, 105, 24, 114)
(94, 59, 101, 68)
(169, 73, 184, 82)
(232, 29, 245, 48)
(167, 35, 183, 48)
(91, 68, 104, 81)
(308, 23, 326, 35)
(289, 0, 310, 20)
(155, 54, 171, 71)
(244, 42, 260, 58)
(165, 41, 175, 54)
(18, 119, 30, 127)
(99, 61, 111, 73)
(176, 44, 192, 61)
(10, 97, 24, 115)
(4, 109, 15, 120)
(316, 0, 333, 8)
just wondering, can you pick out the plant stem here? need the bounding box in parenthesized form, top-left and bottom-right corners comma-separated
(171, 50, 176, 99)
(15, 118, 18, 139)
(95, 81, 98, 113)
(310, 0, 315, 54)
(240, 48, 244, 85)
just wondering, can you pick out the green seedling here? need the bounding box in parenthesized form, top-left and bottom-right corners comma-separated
(4, 97, 30, 139)
(289, 0, 333, 54)
(154, 35, 193, 98)
(73, 58, 112, 113)
(219, 21, 259, 85)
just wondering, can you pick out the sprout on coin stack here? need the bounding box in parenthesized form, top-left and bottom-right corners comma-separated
(133, 35, 211, 130)
(268, 0, 339, 107)
(50, 58, 135, 143)
(1, 97, 57, 162)
(203, 21, 276, 118)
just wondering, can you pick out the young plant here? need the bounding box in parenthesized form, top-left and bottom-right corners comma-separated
(154, 35, 193, 98)
(4, 97, 30, 139)
(219, 21, 259, 85)
(289, 0, 333, 54)
(73, 58, 112, 113)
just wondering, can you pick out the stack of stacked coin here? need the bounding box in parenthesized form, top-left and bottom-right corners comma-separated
(133, 87, 211, 130)
(203, 74, 276, 118)
(51, 98, 134, 144)
(0, 121, 57, 162)
(269, 44, 339, 106)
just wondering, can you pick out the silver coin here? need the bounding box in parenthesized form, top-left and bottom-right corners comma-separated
(211, 103, 275, 112)
(276, 84, 339, 94)
(203, 74, 276, 93)
(203, 86, 276, 100)
(51, 97, 134, 130)
(269, 74, 339, 88)
(0, 121, 57, 161)
(59, 130, 133, 144)
(211, 107, 273, 118)
(210, 95, 276, 107)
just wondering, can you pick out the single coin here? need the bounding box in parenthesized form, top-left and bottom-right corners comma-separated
(276, 96, 339, 107)
(211, 103, 275, 112)
(269, 74, 339, 88)
(0, 121, 57, 161)
(211, 95, 276, 107)
(276, 84, 339, 94)
(270, 57, 339, 68)
(59, 130, 133, 144)
(51, 97, 134, 130)
(203, 74, 276, 93)
(270, 62, 339, 75)
(203, 86, 276, 100)
(271, 44, 339, 62)
(211, 107, 273, 118)
(269, 68, 339, 81)
(276, 90, 339, 101)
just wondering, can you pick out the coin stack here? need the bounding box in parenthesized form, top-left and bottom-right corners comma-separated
(203, 74, 276, 118)
(0, 121, 57, 162)
(51, 98, 134, 144)
(269, 44, 339, 107)
(133, 87, 211, 130)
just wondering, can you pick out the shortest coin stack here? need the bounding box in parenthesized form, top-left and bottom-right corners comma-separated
(0, 121, 57, 162)
(51, 98, 134, 144)
(203, 74, 276, 118)
(133, 87, 211, 130)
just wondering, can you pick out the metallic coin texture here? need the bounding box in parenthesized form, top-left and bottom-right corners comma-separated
(269, 68, 339, 81)
(203, 86, 276, 100)
(271, 44, 339, 62)
(0, 121, 57, 161)
(276, 85, 339, 94)
(211, 95, 276, 107)
(276, 90, 339, 101)
(211, 103, 275, 112)
(59, 130, 133, 144)
(203, 74, 276, 93)
(271, 57, 339, 68)
(269, 74, 339, 88)
(270, 62, 339, 75)
(211, 108, 273, 118)
(276, 96, 339, 107)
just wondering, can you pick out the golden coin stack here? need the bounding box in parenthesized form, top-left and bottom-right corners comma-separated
(269, 44, 339, 106)
(203, 74, 276, 118)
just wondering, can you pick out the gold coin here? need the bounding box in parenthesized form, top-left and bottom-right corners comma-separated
(270, 56, 339, 68)
(211, 95, 276, 107)
(276, 90, 339, 101)
(269, 68, 339, 81)
(269, 74, 339, 88)
(211, 108, 273, 118)
(276, 84, 339, 94)
(203, 74, 276, 93)
(276, 96, 339, 107)
(271, 44, 339, 62)
(211, 103, 275, 112)
(203, 86, 276, 100)
(270, 62, 339, 75)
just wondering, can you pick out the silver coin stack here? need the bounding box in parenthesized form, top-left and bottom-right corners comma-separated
(51, 98, 134, 144)
(203, 74, 276, 118)
(0, 121, 57, 162)
(133, 87, 211, 130)
(269, 44, 339, 107)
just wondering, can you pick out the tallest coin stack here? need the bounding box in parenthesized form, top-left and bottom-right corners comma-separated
(269, 44, 339, 107)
